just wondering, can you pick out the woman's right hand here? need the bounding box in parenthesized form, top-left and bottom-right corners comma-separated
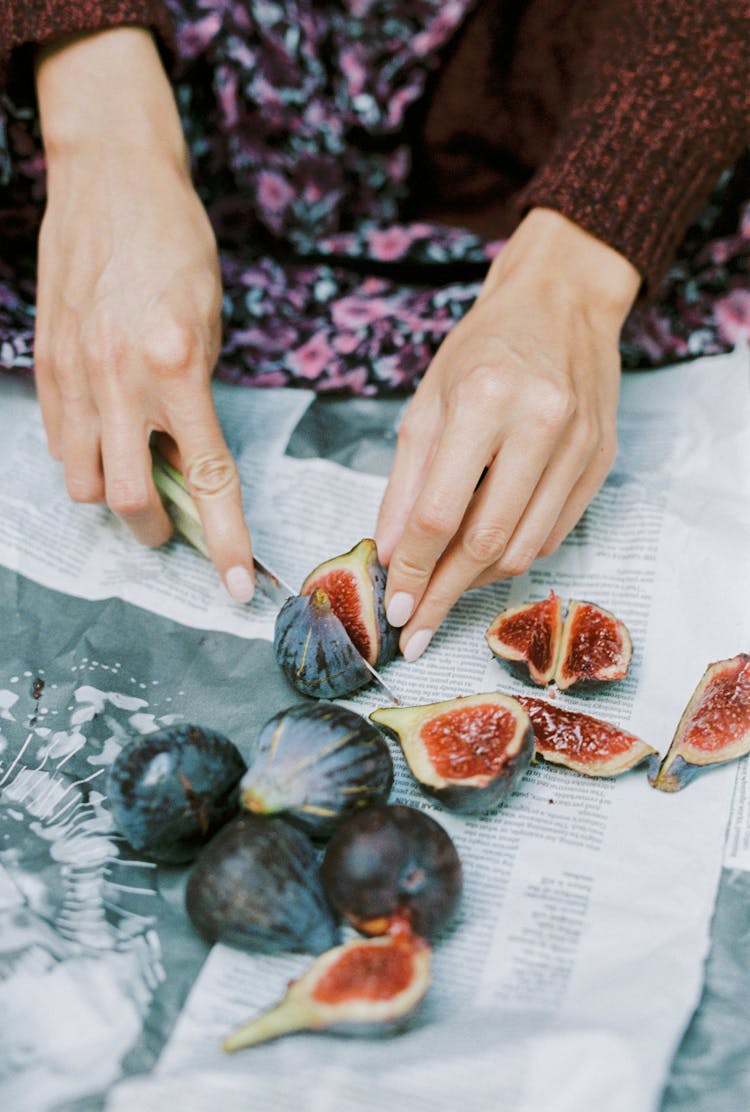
(34, 27, 256, 602)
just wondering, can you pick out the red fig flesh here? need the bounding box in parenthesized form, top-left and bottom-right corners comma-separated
(649, 654, 750, 792)
(223, 934, 431, 1051)
(517, 696, 656, 776)
(554, 600, 632, 690)
(371, 693, 533, 813)
(485, 591, 562, 685)
(300, 538, 396, 667)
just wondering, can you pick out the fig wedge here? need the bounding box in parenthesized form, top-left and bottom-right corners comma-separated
(321, 803, 462, 940)
(274, 589, 373, 698)
(555, 600, 632, 690)
(185, 813, 339, 954)
(241, 702, 393, 836)
(371, 693, 533, 813)
(517, 696, 656, 776)
(301, 538, 398, 668)
(486, 591, 563, 685)
(649, 654, 750, 792)
(223, 933, 431, 1051)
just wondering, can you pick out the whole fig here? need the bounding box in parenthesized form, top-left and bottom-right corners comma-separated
(185, 813, 339, 954)
(321, 803, 462, 940)
(106, 725, 246, 864)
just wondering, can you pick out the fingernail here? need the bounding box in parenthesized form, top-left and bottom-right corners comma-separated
(225, 565, 255, 603)
(402, 628, 433, 663)
(386, 591, 415, 628)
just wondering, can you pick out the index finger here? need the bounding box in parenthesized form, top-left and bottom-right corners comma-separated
(167, 389, 255, 603)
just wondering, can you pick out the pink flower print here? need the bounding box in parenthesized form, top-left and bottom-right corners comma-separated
(256, 171, 295, 215)
(332, 296, 390, 330)
(340, 48, 367, 97)
(287, 332, 335, 379)
(332, 331, 362, 354)
(367, 226, 414, 261)
(177, 12, 222, 61)
(714, 289, 750, 345)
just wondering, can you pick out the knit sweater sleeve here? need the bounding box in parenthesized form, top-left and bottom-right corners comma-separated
(519, 1, 750, 294)
(0, 2, 173, 83)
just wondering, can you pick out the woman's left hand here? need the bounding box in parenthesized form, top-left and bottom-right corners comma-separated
(375, 208, 640, 661)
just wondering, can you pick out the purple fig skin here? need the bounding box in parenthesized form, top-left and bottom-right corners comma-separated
(646, 753, 701, 793)
(241, 702, 393, 836)
(274, 590, 372, 698)
(106, 725, 246, 864)
(320, 804, 462, 940)
(185, 813, 340, 955)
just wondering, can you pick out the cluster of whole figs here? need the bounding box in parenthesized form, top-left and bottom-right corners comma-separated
(106, 703, 463, 1050)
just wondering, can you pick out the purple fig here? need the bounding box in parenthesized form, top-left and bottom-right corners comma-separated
(300, 538, 398, 668)
(320, 803, 462, 940)
(106, 724, 246, 864)
(185, 813, 339, 954)
(241, 702, 393, 836)
(274, 589, 373, 698)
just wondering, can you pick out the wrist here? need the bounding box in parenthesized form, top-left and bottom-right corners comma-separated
(36, 27, 187, 170)
(485, 207, 641, 331)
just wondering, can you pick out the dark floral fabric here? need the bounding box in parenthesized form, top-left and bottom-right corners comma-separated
(0, 0, 749, 392)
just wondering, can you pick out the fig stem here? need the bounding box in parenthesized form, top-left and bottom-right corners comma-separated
(223, 998, 315, 1052)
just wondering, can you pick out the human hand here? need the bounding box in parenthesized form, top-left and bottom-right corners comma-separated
(34, 28, 255, 602)
(375, 208, 640, 660)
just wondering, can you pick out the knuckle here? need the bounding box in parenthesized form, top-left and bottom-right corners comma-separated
(462, 523, 510, 565)
(107, 484, 151, 518)
(82, 317, 126, 372)
(144, 319, 197, 377)
(65, 474, 104, 504)
(534, 380, 575, 431)
(184, 452, 239, 498)
(455, 364, 511, 410)
(412, 502, 453, 543)
(496, 547, 537, 578)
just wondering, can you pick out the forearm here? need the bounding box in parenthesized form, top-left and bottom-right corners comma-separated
(35, 26, 186, 167)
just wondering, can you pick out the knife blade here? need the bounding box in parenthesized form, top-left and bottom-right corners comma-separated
(151, 447, 398, 702)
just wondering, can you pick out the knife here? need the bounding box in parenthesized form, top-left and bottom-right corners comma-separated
(151, 448, 398, 702)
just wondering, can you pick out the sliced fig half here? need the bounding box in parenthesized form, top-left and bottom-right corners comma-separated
(649, 654, 750, 792)
(223, 933, 431, 1051)
(241, 702, 393, 836)
(371, 692, 533, 813)
(485, 591, 563, 685)
(301, 538, 397, 668)
(555, 600, 632, 690)
(517, 696, 656, 776)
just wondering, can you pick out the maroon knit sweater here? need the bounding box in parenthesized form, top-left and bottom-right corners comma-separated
(2, 1, 749, 292)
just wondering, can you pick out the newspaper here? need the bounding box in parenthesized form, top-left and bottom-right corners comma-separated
(0, 343, 748, 1111)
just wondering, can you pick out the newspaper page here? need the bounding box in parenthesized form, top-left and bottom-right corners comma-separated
(101, 345, 747, 1112)
(0, 344, 747, 1110)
